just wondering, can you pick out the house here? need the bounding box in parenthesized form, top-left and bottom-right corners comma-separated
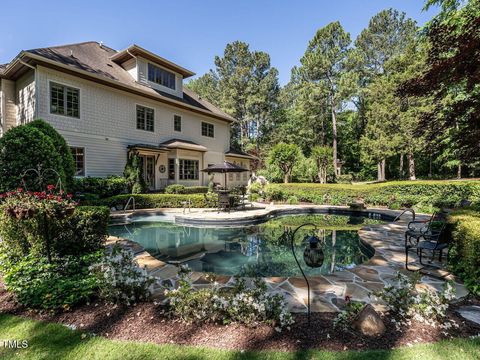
(0, 41, 254, 190)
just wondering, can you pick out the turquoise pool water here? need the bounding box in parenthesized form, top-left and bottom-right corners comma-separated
(109, 214, 384, 277)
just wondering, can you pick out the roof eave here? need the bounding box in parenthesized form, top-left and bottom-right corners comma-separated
(111, 44, 196, 78)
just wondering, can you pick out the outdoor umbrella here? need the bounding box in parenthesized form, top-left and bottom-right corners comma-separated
(201, 161, 248, 189)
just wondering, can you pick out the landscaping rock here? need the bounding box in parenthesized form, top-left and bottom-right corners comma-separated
(351, 304, 386, 336)
(457, 306, 480, 326)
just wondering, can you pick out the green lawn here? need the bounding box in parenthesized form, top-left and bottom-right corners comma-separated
(0, 314, 479, 360)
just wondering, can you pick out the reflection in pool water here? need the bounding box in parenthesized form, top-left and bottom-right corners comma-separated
(108, 214, 384, 277)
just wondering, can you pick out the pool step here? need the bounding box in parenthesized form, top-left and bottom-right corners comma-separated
(110, 214, 131, 226)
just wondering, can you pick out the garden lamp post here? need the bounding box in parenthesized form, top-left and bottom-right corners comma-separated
(289, 223, 324, 325)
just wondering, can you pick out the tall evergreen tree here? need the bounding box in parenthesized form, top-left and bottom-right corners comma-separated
(298, 21, 353, 177)
(186, 41, 279, 151)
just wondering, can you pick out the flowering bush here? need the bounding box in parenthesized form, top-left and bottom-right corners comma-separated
(165, 266, 294, 330)
(0, 185, 79, 262)
(0, 186, 76, 220)
(90, 245, 155, 305)
(372, 272, 457, 329)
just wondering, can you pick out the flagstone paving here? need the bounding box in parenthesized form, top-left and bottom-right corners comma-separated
(108, 205, 468, 313)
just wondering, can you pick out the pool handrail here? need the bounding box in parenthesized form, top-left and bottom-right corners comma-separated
(393, 208, 415, 222)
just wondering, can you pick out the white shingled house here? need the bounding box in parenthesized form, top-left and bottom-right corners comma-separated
(0, 42, 254, 190)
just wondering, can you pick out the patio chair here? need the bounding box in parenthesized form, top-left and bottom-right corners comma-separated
(405, 216, 449, 270)
(218, 192, 231, 213)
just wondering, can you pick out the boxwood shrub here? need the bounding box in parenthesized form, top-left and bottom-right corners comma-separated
(89, 194, 209, 209)
(447, 209, 480, 296)
(73, 176, 128, 199)
(164, 184, 209, 194)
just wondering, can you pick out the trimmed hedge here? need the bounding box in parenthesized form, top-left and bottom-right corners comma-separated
(263, 181, 480, 210)
(73, 176, 128, 199)
(88, 194, 209, 209)
(164, 184, 209, 194)
(447, 209, 480, 296)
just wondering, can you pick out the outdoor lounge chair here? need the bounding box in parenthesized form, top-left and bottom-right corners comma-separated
(405, 214, 449, 270)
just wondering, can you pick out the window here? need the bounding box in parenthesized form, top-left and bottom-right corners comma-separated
(50, 82, 79, 118)
(179, 159, 199, 180)
(168, 158, 175, 180)
(136, 105, 154, 132)
(174, 115, 182, 132)
(202, 122, 214, 138)
(70, 147, 85, 176)
(148, 63, 176, 90)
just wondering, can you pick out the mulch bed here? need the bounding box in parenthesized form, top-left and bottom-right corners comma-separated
(0, 283, 479, 352)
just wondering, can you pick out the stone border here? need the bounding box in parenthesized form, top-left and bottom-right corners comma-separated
(108, 206, 468, 313)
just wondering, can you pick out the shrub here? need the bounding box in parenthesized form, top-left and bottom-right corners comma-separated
(248, 182, 264, 196)
(54, 206, 110, 256)
(165, 266, 294, 330)
(0, 252, 100, 310)
(333, 296, 364, 331)
(0, 187, 77, 261)
(264, 181, 480, 209)
(286, 195, 299, 205)
(336, 174, 353, 184)
(165, 185, 208, 194)
(90, 245, 154, 305)
(73, 176, 127, 199)
(26, 120, 75, 191)
(447, 210, 480, 296)
(0, 187, 109, 259)
(87, 194, 208, 209)
(124, 153, 147, 194)
(165, 184, 186, 194)
(372, 272, 456, 329)
(0, 125, 65, 192)
(264, 184, 285, 202)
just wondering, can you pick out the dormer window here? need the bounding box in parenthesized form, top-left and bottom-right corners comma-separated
(148, 63, 176, 90)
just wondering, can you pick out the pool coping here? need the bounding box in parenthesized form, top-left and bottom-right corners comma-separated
(107, 205, 468, 313)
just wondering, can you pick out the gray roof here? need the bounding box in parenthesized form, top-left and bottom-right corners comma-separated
(7, 41, 234, 122)
(0, 64, 6, 75)
(225, 147, 256, 159)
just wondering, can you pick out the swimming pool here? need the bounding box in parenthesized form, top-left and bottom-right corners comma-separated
(109, 214, 385, 277)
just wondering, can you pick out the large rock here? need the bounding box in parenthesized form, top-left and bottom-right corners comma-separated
(351, 304, 386, 336)
(457, 306, 480, 325)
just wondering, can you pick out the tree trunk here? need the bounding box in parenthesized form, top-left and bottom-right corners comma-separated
(331, 105, 338, 177)
(407, 153, 416, 181)
(399, 153, 404, 179)
(318, 167, 326, 184)
(457, 163, 462, 179)
(284, 173, 289, 184)
(377, 159, 386, 182)
(382, 159, 386, 181)
(428, 156, 433, 178)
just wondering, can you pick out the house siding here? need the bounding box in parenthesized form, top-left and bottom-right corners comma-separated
(34, 66, 230, 185)
(1, 79, 17, 133)
(16, 69, 36, 125)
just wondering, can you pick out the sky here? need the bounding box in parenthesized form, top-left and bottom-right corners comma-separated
(0, 1, 438, 85)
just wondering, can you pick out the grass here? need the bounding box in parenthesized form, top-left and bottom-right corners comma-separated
(1, 314, 479, 360)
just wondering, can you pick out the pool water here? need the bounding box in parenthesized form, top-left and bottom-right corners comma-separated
(108, 214, 385, 277)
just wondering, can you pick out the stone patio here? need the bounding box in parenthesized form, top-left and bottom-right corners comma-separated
(108, 205, 468, 313)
